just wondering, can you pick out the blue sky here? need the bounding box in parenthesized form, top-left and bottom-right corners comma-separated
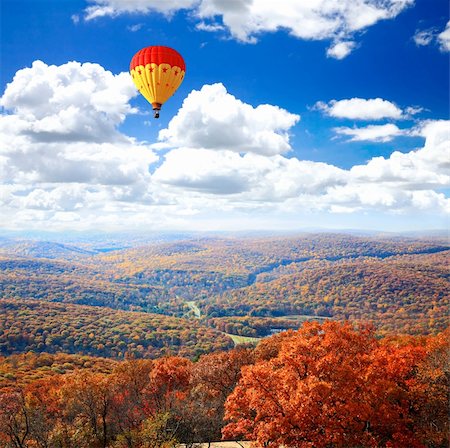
(0, 0, 449, 232)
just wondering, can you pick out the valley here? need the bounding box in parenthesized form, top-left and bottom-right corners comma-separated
(0, 232, 448, 360)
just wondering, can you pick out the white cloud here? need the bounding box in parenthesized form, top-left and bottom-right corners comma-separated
(81, 0, 414, 58)
(151, 119, 449, 218)
(413, 28, 435, 46)
(0, 138, 158, 186)
(323, 120, 450, 214)
(196, 21, 225, 32)
(316, 97, 404, 120)
(84, 0, 197, 20)
(127, 23, 143, 32)
(198, 0, 414, 42)
(326, 41, 357, 59)
(0, 60, 158, 190)
(159, 118, 449, 213)
(413, 21, 450, 52)
(153, 148, 348, 200)
(157, 83, 300, 156)
(350, 120, 450, 188)
(437, 21, 450, 52)
(410, 190, 449, 212)
(1, 61, 448, 231)
(405, 106, 424, 116)
(334, 123, 404, 142)
(153, 148, 254, 195)
(0, 60, 161, 224)
(325, 184, 449, 213)
(0, 60, 137, 144)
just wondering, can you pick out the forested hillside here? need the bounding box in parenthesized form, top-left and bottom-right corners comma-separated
(0, 256, 177, 313)
(0, 300, 233, 359)
(0, 233, 447, 340)
(200, 251, 449, 334)
(0, 352, 118, 386)
(96, 234, 449, 299)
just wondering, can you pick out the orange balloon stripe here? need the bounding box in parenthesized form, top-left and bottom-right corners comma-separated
(131, 63, 185, 106)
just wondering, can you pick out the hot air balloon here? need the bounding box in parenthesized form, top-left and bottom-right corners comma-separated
(130, 46, 186, 118)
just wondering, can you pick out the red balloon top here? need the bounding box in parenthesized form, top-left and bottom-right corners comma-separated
(130, 46, 186, 72)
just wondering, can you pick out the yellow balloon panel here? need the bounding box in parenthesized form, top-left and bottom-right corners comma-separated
(130, 63, 185, 106)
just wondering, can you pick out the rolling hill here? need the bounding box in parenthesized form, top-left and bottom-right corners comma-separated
(0, 299, 233, 359)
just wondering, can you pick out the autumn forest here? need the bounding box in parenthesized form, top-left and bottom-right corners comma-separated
(0, 232, 448, 447)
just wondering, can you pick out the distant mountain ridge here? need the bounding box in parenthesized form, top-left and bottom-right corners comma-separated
(0, 240, 97, 259)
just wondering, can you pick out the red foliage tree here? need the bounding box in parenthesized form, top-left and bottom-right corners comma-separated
(223, 321, 444, 448)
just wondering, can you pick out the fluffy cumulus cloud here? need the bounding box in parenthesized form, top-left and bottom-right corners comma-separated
(334, 123, 404, 142)
(315, 98, 405, 120)
(1, 61, 448, 231)
(81, 0, 414, 58)
(0, 60, 137, 144)
(157, 83, 300, 156)
(325, 120, 450, 214)
(153, 148, 348, 200)
(151, 118, 449, 217)
(0, 60, 161, 229)
(0, 61, 157, 186)
(350, 120, 450, 188)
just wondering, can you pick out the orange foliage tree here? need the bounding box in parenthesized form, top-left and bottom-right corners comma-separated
(223, 321, 448, 448)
